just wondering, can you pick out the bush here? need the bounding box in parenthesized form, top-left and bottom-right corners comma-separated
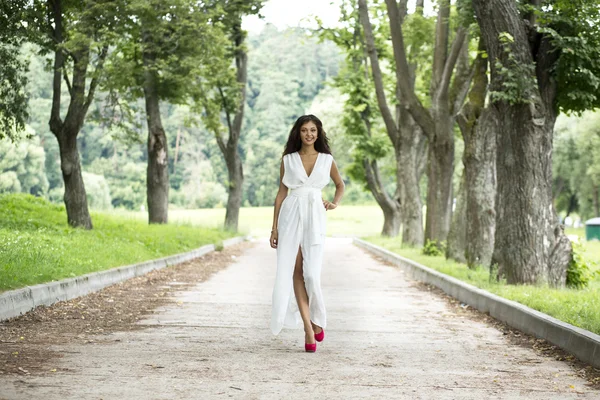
(566, 242, 592, 288)
(422, 239, 446, 257)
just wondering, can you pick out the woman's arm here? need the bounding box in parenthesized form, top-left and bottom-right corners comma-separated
(270, 159, 288, 248)
(324, 158, 345, 211)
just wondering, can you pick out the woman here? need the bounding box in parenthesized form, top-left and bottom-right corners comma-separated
(269, 114, 345, 353)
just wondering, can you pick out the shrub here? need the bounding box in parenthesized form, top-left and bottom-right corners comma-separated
(422, 239, 446, 257)
(566, 242, 592, 288)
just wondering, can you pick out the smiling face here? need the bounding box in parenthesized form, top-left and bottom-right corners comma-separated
(300, 121, 318, 147)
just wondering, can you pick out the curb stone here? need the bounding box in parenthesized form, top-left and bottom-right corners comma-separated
(353, 237, 600, 369)
(0, 235, 250, 322)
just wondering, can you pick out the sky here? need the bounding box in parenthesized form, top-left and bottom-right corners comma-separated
(242, 0, 341, 33)
(242, 0, 436, 34)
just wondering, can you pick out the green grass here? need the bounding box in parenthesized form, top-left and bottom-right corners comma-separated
(112, 204, 387, 238)
(0, 194, 237, 292)
(365, 236, 600, 335)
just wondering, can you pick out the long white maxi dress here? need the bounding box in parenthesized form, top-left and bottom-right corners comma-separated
(271, 151, 334, 335)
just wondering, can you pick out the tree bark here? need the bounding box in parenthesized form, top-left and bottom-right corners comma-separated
(449, 39, 497, 268)
(397, 120, 425, 246)
(473, 0, 571, 286)
(143, 39, 169, 224)
(47, 0, 106, 229)
(464, 108, 497, 268)
(446, 172, 467, 262)
(57, 131, 92, 228)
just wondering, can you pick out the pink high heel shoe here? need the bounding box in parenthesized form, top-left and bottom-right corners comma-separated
(305, 342, 317, 352)
(314, 329, 325, 342)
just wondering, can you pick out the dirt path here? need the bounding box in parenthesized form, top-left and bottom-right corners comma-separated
(0, 238, 597, 399)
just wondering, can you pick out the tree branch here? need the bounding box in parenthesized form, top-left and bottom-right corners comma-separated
(437, 28, 467, 103)
(431, 0, 451, 97)
(63, 66, 72, 96)
(83, 44, 108, 114)
(357, 0, 398, 138)
(217, 86, 233, 145)
(449, 33, 472, 116)
(49, 0, 64, 136)
(230, 19, 246, 146)
(383, 0, 435, 138)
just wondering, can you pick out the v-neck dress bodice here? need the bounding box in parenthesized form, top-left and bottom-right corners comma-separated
(271, 151, 335, 335)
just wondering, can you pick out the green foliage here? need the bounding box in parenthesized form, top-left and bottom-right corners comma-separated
(553, 111, 600, 219)
(0, 0, 30, 141)
(489, 32, 537, 105)
(102, 0, 231, 139)
(81, 172, 112, 211)
(566, 242, 593, 288)
(537, 0, 600, 113)
(422, 239, 447, 257)
(0, 132, 48, 196)
(0, 193, 235, 291)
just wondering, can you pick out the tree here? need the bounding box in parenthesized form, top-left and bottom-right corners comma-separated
(104, 0, 229, 223)
(0, 0, 30, 141)
(323, 1, 400, 237)
(386, 0, 469, 244)
(24, 0, 117, 228)
(200, 0, 264, 232)
(360, 0, 471, 245)
(472, 0, 600, 285)
(355, 0, 431, 243)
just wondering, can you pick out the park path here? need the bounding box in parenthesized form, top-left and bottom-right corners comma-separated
(0, 238, 596, 399)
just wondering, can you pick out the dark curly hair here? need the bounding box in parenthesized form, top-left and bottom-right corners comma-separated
(282, 114, 332, 156)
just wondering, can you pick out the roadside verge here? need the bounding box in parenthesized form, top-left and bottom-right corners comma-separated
(0, 236, 248, 321)
(354, 237, 600, 369)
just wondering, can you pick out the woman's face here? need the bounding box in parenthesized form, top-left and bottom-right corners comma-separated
(300, 121, 318, 147)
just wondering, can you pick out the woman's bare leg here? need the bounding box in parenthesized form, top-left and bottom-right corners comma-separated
(293, 246, 315, 344)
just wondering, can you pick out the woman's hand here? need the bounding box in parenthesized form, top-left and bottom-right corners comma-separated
(322, 199, 338, 211)
(270, 229, 278, 248)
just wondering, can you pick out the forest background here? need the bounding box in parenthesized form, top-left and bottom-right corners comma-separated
(4, 24, 599, 224)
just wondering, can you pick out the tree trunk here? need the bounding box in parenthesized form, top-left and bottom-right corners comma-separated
(425, 120, 454, 243)
(382, 205, 401, 236)
(473, 0, 571, 286)
(464, 108, 497, 268)
(452, 40, 496, 268)
(364, 158, 401, 237)
(143, 61, 169, 224)
(57, 132, 92, 229)
(397, 121, 424, 246)
(446, 172, 467, 262)
(224, 149, 243, 231)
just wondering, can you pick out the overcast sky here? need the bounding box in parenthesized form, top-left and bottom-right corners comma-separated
(242, 0, 435, 34)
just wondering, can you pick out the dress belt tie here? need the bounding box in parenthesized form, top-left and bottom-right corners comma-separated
(289, 187, 323, 246)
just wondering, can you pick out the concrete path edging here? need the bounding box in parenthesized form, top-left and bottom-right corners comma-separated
(0, 235, 249, 322)
(353, 237, 600, 369)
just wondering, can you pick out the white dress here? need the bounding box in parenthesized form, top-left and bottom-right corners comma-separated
(271, 151, 334, 335)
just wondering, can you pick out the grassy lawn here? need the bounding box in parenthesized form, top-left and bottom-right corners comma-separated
(113, 204, 386, 238)
(365, 236, 600, 335)
(0, 194, 237, 292)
